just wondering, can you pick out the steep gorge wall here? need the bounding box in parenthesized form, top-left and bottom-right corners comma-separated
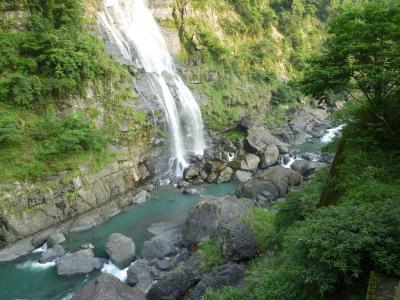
(0, 1, 163, 247)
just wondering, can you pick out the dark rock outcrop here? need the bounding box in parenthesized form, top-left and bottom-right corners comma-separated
(146, 268, 195, 300)
(216, 221, 258, 261)
(187, 263, 245, 300)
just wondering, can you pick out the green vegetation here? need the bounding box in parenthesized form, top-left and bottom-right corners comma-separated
(204, 1, 400, 299)
(174, 0, 330, 129)
(242, 207, 276, 252)
(198, 237, 225, 272)
(0, 0, 152, 184)
(0, 104, 112, 182)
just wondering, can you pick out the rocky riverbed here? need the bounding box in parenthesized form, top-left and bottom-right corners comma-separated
(0, 105, 342, 299)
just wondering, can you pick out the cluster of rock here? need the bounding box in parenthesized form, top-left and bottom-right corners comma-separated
(68, 191, 263, 299)
(180, 107, 332, 190)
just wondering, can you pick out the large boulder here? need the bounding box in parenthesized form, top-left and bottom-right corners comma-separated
(260, 145, 279, 168)
(187, 263, 245, 300)
(216, 167, 234, 184)
(39, 245, 66, 263)
(236, 166, 303, 204)
(233, 170, 252, 183)
(245, 127, 283, 153)
(244, 154, 260, 171)
(147, 268, 195, 300)
(47, 232, 66, 247)
(183, 195, 253, 245)
(229, 154, 260, 171)
(72, 273, 146, 300)
(105, 233, 136, 269)
(127, 260, 154, 293)
(141, 236, 177, 260)
(290, 160, 327, 177)
(56, 249, 97, 276)
(216, 221, 258, 261)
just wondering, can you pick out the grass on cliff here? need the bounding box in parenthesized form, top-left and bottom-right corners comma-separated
(0, 104, 113, 183)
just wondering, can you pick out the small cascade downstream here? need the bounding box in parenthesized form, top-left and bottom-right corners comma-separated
(98, 0, 206, 178)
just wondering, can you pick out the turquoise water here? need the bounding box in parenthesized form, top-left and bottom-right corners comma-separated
(0, 183, 236, 300)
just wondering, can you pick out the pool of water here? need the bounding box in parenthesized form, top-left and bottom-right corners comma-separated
(0, 183, 236, 300)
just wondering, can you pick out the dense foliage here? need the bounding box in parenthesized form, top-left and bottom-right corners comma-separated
(301, 0, 400, 137)
(0, 0, 121, 107)
(0, 0, 151, 184)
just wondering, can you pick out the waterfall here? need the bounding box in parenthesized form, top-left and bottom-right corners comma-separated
(97, 0, 206, 178)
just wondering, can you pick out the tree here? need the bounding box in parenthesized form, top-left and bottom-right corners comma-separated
(301, 0, 400, 131)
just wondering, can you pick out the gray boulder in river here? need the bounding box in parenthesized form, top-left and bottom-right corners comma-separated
(72, 273, 146, 300)
(105, 233, 136, 269)
(141, 236, 177, 260)
(183, 194, 253, 246)
(39, 245, 66, 263)
(56, 249, 98, 276)
(127, 259, 154, 293)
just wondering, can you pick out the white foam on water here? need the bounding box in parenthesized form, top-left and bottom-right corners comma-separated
(32, 242, 48, 253)
(279, 154, 303, 169)
(101, 261, 129, 282)
(321, 124, 345, 143)
(16, 260, 56, 270)
(227, 152, 235, 162)
(61, 293, 74, 300)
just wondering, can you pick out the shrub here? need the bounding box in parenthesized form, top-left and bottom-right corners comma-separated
(0, 111, 22, 145)
(275, 168, 329, 231)
(33, 113, 106, 159)
(0, 0, 124, 107)
(284, 199, 400, 297)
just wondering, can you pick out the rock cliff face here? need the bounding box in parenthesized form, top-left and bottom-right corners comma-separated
(0, 154, 152, 244)
(0, 2, 163, 251)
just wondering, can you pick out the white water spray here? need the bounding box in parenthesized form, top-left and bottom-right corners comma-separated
(98, 0, 206, 177)
(321, 124, 345, 143)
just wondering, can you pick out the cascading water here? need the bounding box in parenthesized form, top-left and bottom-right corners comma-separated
(98, 0, 206, 178)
